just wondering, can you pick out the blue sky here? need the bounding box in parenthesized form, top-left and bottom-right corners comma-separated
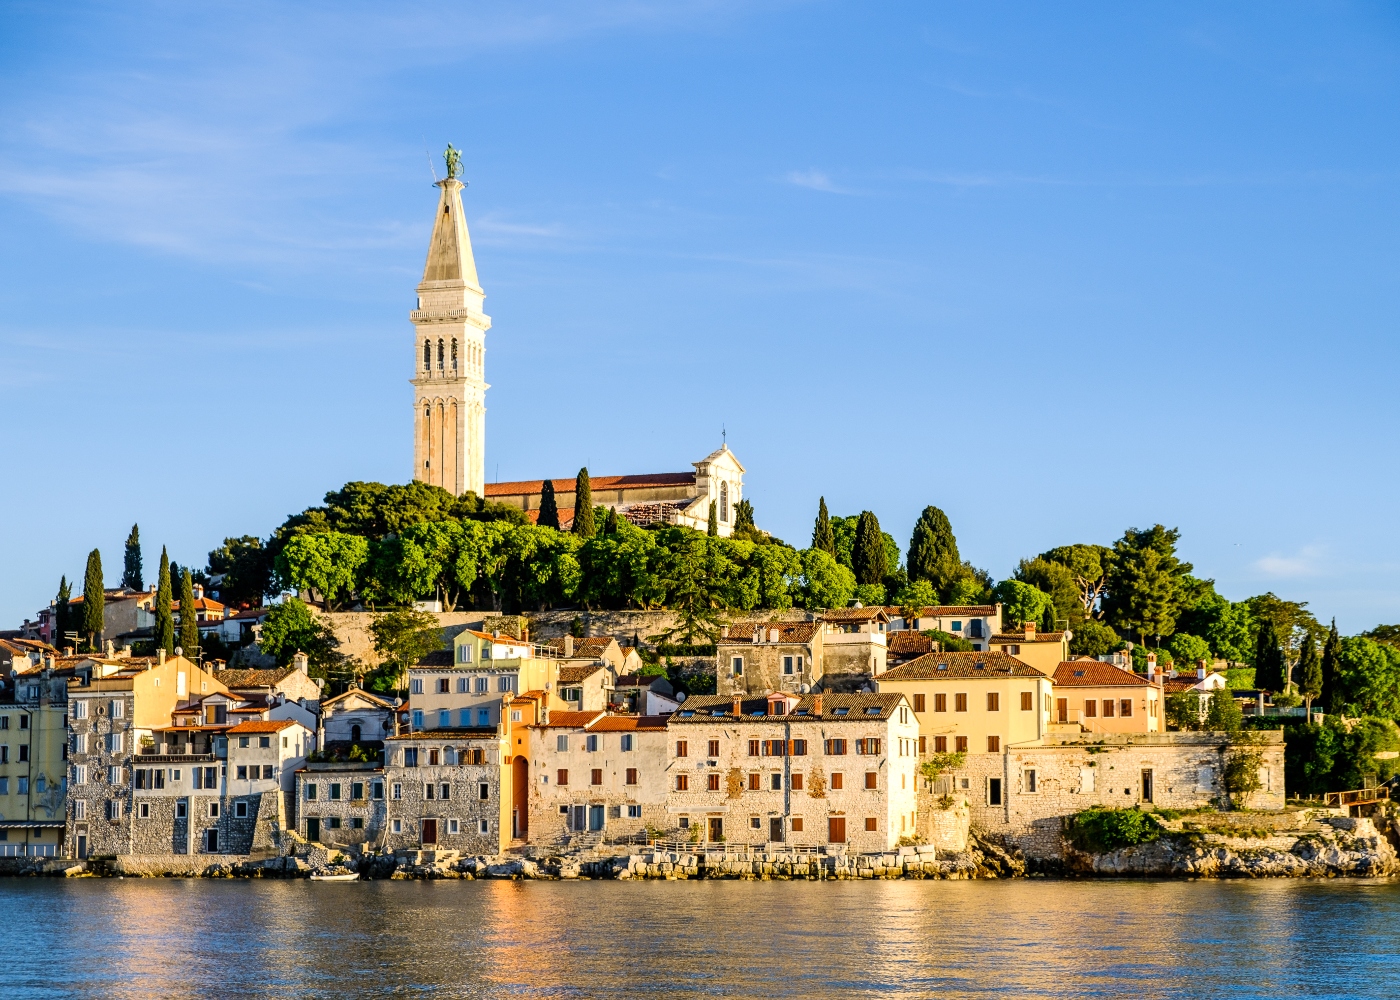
(2, 1, 1398, 632)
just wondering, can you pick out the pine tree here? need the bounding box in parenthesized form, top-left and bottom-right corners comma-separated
(54, 576, 72, 649)
(571, 468, 595, 538)
(604, 506, 619, 535)
(852, 511, 885, 586)
(537, 480, 560, 530)
(179, 568, 200, 658)
(906, 505, 961, 596)
(734, 499, 755, 531)
(1297, 634, 1323, 715)
(1041, 602, 1057, 634)
(154, 547, 175, 657)
(122, 524, 143, 591)
(707, 501, 718, 537)
(1321, 618, 1342, 715)
(81, 549, 104, 651)
(812, 497, 835, 554)
(1253, 618, 1286, 694)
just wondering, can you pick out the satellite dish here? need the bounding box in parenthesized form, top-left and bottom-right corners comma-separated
(174, 646, 183, 657)
(1064, 630, 1074, 642)
(799, 683, 810, 694)
(676, 692, 687, 703)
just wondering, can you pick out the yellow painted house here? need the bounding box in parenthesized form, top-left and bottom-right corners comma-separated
(988, 622, 1068, 676)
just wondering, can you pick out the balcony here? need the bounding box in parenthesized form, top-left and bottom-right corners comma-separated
(138, 753, 216, 764)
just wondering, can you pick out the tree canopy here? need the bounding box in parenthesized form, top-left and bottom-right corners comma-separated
(154, 547, 174, 657)
(907, 505, 961, 595)
(1102, 525, 1192, 644)
(81, 548, 104, 649)
(122, 524, 143, 591)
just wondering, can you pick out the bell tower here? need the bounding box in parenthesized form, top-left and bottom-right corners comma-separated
(411, 151, 489, 496)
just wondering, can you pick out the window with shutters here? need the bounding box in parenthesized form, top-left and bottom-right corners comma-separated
(865, 817, 877, 831)
(987, 736, 1000, 753)
(1103, 700, 1115, 718)
(747, 772, 760, 791)
(913, 693, 925, 712)
(708, 739, 720, 758)
(955, 736, 968, 753)
(625, 768, 638, 785)
(675, 740, 688, 758)
(592, 769, 604, 786)
(864, 771, 878, 790)
(675, 774, 689, 791)
(824, 738, 847, 755)
(954, 693, 968, 713)
(557, 769, 568, 786)
(933, 736, 947, 753)
(748, 739, 760, 756)
(1020, 691, 1034, 711)
(934, 693, 947, 712)
(1084, 700, 1097, 718)
(1120, 699, 1133, 717)
(987, 692, 1000, 711)
(707, 773, 720, 791)
(830, 772, 844, 790)
(791, 772, 804, 791)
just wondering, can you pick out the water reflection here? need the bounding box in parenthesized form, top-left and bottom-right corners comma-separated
(2, 878, 1399, 998)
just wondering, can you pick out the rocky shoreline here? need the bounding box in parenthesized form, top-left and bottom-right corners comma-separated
(5, 814, 1394, 882)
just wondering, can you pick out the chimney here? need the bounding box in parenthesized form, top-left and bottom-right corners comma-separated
(294, 651, 309, 674)
(732, 695, 743, 717)
(1146, 652, 1157, 682)
(1023, 620, 1036, 639)
(769, 627, 781, 644)
(563, 635, 574, 658)
(813, 693, 824, 716)
(63, 646, 73, 658)
(193, 584, 204, 601)
(1197, 660, 1207, 681)
(120, 645, 132, 658)
(157, 648, 167, 665)
(104, 640, 114, 658)
(492, 629, 500, 639)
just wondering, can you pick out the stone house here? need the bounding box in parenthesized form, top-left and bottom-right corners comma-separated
(214, 657, 323, 706)
(716, 622, 823, 696)
(817, 607, 890, 683)
(988, 621, 1068, 675)
(527, 712, 670, 844)
(0, 669, 68, 858)
(320, 687, 396, 751)
(225, 719, 311, 796)
(556, 662, 616, 713)
(950, 731, 1286, 860)
(610, 674, 680, 715)
(381, 732, 508, 854)
(665, 692, 920, 851)
(296, 763, 386, 848)
(1051, 660, 1161, 733)
(875, 651, 1054, 756)
(885, 604, 1003, 650)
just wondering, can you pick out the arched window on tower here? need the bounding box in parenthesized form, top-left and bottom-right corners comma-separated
(437, 339, 444, 370)
(423, 340, 431, 371)
(720, 481, 729, 523)
(451, 339, 458, 372)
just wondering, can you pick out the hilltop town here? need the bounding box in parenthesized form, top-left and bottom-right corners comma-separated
(3, 157, 1398, 880)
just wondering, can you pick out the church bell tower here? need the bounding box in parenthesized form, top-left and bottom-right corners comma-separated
(411, 154, 489, 496)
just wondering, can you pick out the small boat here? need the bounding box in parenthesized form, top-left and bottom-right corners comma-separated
(309, 872, 359, 882)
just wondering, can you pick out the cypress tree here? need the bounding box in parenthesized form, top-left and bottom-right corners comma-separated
(178, 568, 200, 658)
(81, 549, 104, 651)
(734, 499, 755, 531)
(852, 511, 885, 586)
(906, 505, 961, 592)
(812, 497, 835, 554)
(54, 576, 72, 649)
(1321, 618, 1342, 715)
(154, 547, 175, 657)
(537, 480, 560, 530)
(1298, 634, 1323, 715)
(1253, 618, 1286, 694)
(1041, 602, 1057, 634)
(604, 506, 619, 535)
(571, 468, 596, 538)
(122, 523, 143, 591)
(707, 501, 718, 537)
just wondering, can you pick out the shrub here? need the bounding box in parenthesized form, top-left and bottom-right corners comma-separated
(1066, 807, 1164, 853)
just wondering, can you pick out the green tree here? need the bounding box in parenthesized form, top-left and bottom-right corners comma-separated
(906, 505, 962, 596)
(1040, 602, 1057, 634)
(1167, 632, 1212, 672)
(537, 479, 560, 530)
(1015, 557, 1080, 624)
(795, 548, 856, 610)
(178, 568, 200, 658)
(1297, 634, 1323, 715)
(852, 511, 885, 586)
(154, 547, 175, 657)
(1321, 619, 1342, 715)
(1204, 687, 1243, 732)
(1253, 619, 1287, 694)
(258, 597, 339, 673)
(734, 499, 755, 531)
(207, 536, 271, 609)
(277, 531, 370, 610)
(991, 579, 1052, 631)
(1069, 618, 1120, 657)
(707, 501, 718, 537)
(894, 579, 938, 626)
(603, 506, 619, 535)
(121, 524, 143, 591)
(1103, 525, 1192, 645)
(812, 497, 834, 554)
(1206, 601, 1255, 665)
(652, 534, 727, 644)
(1165, 691, 1203, 731)
(369, 607, 443, 690)
(53, 576, 73, 649)
(1334, 636, 1400, 719)
(81, 548, 104, 650)
(1038, 544, 1112, 617)
(571, 468, 596, 538)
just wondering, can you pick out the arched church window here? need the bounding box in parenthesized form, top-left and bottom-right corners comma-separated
(720, 481, 729, 522)
(437, 339, 444, 370)
(451, 339, 458, 371)
(423, 340, 431, 371)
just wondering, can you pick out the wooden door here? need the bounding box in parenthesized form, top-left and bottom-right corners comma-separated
(828, 816, 846, 844)
(1057, 698, 1068, 723)
(708, 817, 724, 842)
(306, 818, 320, 842)
(769, 817, 784, 842)
(422, 819, 437, 845)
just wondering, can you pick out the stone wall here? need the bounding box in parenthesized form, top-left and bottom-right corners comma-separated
(381, 754, 503, 855)
(296, 766, 387, 849)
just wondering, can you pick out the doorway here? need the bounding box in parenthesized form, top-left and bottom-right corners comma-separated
(350, 724, 362, 743)
(589, 805, 604, 832)
(512, 756, 529, 840)
(205, 828, 219, 852)
(827, 816, 846, 843)
(1056, 698, 1068, 723)
(708, 817, 724, 842)
(571, 805, 586, 831)
(306, 817, 320, 842)
(422, 819, 437, 845)
(988, 778, 1003, 806)
(769, 817, 784, 843)
(76, 833, 87, 859)
(1141, 769, 1154, 804)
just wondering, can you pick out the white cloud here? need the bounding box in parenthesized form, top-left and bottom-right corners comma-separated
(784, 169, 852, 194)
(1253, 545, 1326, 578)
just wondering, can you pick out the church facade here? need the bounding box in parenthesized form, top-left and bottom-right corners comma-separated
(409, 164, 745, 535)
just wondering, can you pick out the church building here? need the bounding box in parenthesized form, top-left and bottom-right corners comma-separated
(409, 154, 746, 537)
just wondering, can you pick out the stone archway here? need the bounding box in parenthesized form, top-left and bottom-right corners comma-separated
(512, 755, 529, 842)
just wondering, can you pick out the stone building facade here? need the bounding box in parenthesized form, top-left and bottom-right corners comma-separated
(716, 622, 823, 697)
(665, 692, 920, 852)
(381, 732, 507, 854)
(296, 763, 387, 849)
(0, 668, 69, 857)
(527, 713, 670, 845)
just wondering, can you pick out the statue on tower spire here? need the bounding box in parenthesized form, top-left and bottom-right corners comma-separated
(443, 144, 464, 181)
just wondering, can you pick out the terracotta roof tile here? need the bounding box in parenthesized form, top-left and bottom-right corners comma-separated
(718, 622, 819, 644)
(558, 664, 605, 684)
(1053, 661, 1153, 687)
(485, 472, 696, 498)
(888, 632, 934, 656)
(819, 607, 891, 623)
(226, 719, 302, 734)
(884, 605, 998, 618)
(880, 651, 1048, 680)
(534, 711, 604, 729)
(587, 715, 669, 732)
(672, 693, 904, 721)
(991, 632, 1066, 643)
(216, 667, 298, 688)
